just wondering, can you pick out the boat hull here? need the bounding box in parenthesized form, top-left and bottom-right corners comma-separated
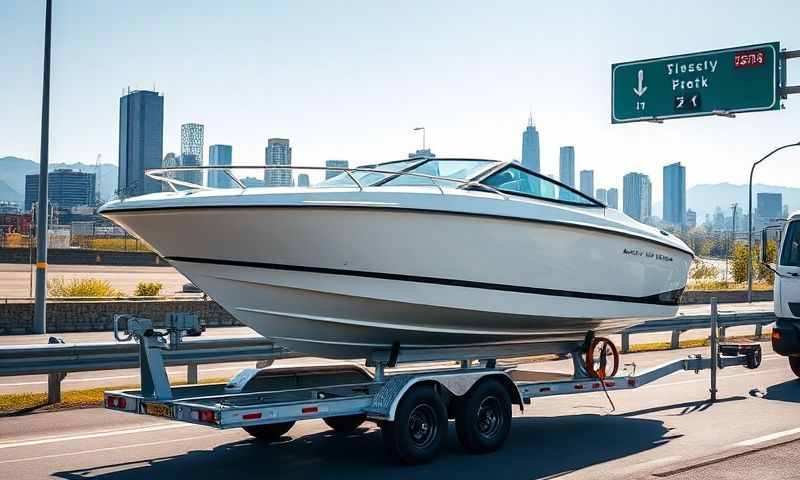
(104, 202, 691, 359)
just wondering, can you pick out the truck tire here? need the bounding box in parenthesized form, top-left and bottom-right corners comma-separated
(323, 414, 366, 433)
(790, 356, 800, 378)
(454, 378, 512, 453)
(381, 384, 447, 464)
(243, 421, 295, 441)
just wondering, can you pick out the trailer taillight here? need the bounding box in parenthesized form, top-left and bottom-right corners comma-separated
(243, 412, 262, 421)
(106, 396, 127, 409)
(772, 330, 781, 341)
(191, 409, 217, 424)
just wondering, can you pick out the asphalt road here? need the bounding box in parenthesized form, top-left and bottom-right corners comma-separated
(0, 302, 775, 394)
(0, 263, 189, 297)
(0, 343, 797, 479)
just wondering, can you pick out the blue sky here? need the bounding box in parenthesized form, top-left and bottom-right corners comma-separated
(2, 0, 800, 200)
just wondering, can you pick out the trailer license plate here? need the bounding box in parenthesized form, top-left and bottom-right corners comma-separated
(144, 403, 171, 418)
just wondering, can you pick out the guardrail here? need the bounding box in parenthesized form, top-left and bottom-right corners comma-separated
(0, 337, 293, 404)
(620, 311, 776, 353)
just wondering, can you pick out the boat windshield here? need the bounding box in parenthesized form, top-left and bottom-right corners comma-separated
(481, 164, 600, 206)
(380, 159, 496, 187)
(315, 159, 424, 188)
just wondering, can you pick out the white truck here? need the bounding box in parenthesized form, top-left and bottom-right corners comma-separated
(762, 212, 800, 377)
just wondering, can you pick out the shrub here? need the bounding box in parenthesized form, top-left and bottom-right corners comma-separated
(689, 259, 719, 280)
(134, 281, 163, 297)
(48, 277, 122, 297)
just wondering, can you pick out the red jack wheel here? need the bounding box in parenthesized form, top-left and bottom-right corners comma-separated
(585, 337, 619, 379)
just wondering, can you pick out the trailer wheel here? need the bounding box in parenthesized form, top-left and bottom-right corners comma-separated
(323, 414, 367, 433)
(381, 384, 447, 464)
(790, 356, 800, 378)
(454, 378, 511, 453)
(243, 421, 295, 441)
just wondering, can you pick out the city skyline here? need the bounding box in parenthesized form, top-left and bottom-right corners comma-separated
(4, 1, 800, 204)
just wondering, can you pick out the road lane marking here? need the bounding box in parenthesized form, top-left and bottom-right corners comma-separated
(734, 427, 800, 447)
(0, 365, 252, 387)
(0, 430, 240, 465)
(0, 423, 194, 450)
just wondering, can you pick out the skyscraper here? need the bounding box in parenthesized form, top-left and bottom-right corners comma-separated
(521, 114, 540, 173)
(623, 172, 652, 222)
(663, 162, 686, 226)
(208, 145, 233, 188)
(595, 188, 607, 204)
(579, 170, 594, 198)
(558, 146, 575, 188)
(180, 123, 204, 186)
(265, 138, 292, 186)
(757, 192, 782, 226)
(325, 160, 349, 180)
(687, 209, 697, 229)
(297, 174, 310, 187)
(161, 152, 178, 192)
(118, 89, 164, 197)
(25, 169, 96, 212)
(607, 188, 619, 209)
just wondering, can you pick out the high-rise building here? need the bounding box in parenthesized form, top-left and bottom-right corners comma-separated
(687, 209, 697, 229)
(408, 149, 436, 159)
(558, 146, 575, 188)
(579, 170, 594, 198)
(325, 160, 349, 180)
(241, 176, 264, 188)
(180, 123, 204, 186)
(623, 172, 652, 222)
(757, 192, 782, 226)
(596, 188, 607, 204)
(265, 138, 292, 186)
(607, 188, 619, 209)
(161, 152, 178, 192)
(208, 145, 233, 188)
(118, 89, 164, 197)
(25, 169, 96, 212)
(784, 204, 790, 219)
(663, 162, 686, 226)
(297, 174, 310, 187)
(521, 114, 540, 173)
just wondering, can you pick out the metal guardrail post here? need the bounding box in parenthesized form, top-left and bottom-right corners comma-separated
(710, 298, 718, 402)
(46, 336, 66, 404)
(670, 330, 681, 349)
(187, 363, 198, 384)
(621, 333, 630, 354)
(755, 323, 763, 338)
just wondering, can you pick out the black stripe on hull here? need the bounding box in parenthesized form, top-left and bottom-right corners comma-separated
(166, 256, 685, 306)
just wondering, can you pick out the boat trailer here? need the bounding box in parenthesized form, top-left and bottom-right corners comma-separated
(105, 307, 762, 464)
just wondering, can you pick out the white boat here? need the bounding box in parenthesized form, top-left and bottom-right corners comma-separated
(99, 159, 693, 359)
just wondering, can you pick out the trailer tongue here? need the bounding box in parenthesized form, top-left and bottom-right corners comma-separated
(105, 306, 762, 465)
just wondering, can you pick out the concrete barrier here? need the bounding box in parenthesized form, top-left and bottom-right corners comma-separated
(0, 299, 241, 334)
(0, 248, 168, 267)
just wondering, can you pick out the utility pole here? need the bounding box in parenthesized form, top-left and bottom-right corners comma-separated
(33, 0, 53, 334)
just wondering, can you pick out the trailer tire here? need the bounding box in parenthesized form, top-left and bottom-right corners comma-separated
(454, 378, 511, 453)
(381, 384, 447, 464)
(790, 356, 800, 378)
(243, 421, 295, 441)
(324, 414, 366, 433)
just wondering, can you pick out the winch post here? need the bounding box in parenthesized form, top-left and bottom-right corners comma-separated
(709, 298, 719, 402)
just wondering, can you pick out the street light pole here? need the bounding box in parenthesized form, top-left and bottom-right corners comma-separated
(747, 141, 800, 303)
(33, 0, 53, 334)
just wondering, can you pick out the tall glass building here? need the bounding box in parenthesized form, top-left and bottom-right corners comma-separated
(623, 172, 652, 222)
(208, 145, 233, 188)
(180, 123, 204, 186)
(662, 162, 686, 226)
(559, 146, 575, 188)
(25, 169, 96, 211)
(607, 188, 619, 209)
(579, 170, 594, 198)
(521, 114, 540, 173)
(265, 138, 292, 187)
(757, 192, 782, 226)
(118, 90, 164, 197)
(325, 159, 349, 180)
(595, 188, 607, 204)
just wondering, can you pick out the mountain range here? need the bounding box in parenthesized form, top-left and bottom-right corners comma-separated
(0, 156, 118, 205)
(0, 156, 797, 220)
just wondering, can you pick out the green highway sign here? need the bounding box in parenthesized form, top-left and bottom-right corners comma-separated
(612, 42, 781, 123)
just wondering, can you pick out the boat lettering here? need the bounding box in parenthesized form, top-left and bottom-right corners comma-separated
(623, 248, 673, 262)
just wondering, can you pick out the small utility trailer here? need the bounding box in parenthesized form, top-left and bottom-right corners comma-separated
(105, 311, 762, 465)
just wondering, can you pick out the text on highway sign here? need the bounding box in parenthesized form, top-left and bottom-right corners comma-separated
(612, 42, 781, 123)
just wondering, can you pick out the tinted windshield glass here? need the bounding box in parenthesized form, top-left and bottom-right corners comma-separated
(381, 160, 494, 187)
(315, 159, 422, 188)
(482, 165, 597, 205)
(781, 221, 800, 267)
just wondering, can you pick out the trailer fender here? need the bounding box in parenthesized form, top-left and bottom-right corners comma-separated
(367, 371, 523, 422)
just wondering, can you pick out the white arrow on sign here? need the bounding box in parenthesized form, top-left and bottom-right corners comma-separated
(633, 69, 648, 97)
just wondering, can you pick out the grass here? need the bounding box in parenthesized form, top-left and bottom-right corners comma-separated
(0, 378, 229, 415)
(686, 279, 773, 291)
